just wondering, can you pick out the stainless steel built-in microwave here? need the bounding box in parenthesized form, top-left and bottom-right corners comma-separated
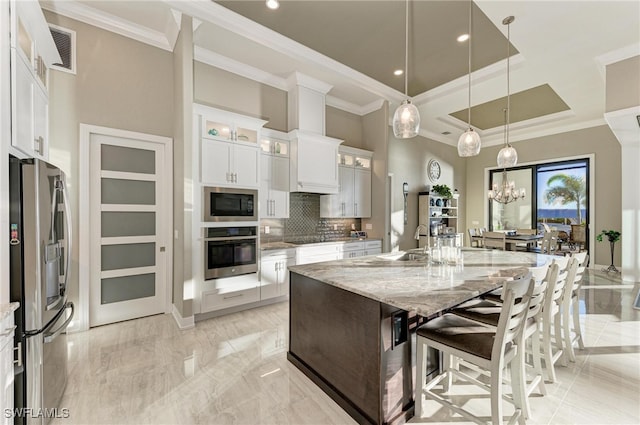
(203, 187, 258, 222)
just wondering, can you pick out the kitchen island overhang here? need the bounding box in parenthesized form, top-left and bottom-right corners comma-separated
(287, 249, 553, 425)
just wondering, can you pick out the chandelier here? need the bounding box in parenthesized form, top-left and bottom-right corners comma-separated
(488, 169, 525, 204)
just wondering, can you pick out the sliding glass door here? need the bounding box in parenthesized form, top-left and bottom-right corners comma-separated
(489, 158, 590, 249)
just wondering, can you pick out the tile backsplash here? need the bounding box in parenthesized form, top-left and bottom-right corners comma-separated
(261, 192, 361, 243)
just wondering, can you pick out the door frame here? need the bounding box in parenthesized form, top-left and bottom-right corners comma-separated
(484, 153, 595, 260)
(77, 124, 173, 332)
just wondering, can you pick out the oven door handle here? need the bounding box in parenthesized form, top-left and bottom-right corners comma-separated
(203, 236, 257, 242)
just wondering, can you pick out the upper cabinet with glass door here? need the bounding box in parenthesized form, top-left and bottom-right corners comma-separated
(260, 131, 290, 219)
(320, 146, 373, 218)
(9, 0, 61, 160)
(196, 104, 267, 188)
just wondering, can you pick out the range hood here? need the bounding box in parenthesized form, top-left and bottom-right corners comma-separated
(287, 73, 343, 194)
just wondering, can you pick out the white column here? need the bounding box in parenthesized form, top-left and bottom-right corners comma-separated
(606, 106, 640, 283)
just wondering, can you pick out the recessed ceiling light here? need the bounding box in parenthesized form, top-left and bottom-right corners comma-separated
(266, 0, 279, 10)
(457, 34, 470, 42)
(394, 69, 404, 76)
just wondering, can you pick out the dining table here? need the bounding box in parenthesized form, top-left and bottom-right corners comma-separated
(472, 233, 544, 251)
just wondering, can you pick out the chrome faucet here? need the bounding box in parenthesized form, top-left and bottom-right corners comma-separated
(414, 224, 429, 253)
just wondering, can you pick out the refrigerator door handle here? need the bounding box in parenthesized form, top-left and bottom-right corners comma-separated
(60, 179, 73, 294)
(44, 302, 74, 344)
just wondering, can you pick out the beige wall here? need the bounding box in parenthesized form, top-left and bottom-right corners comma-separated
(606, 55, 640, 112)
(326, 106, 363, 148)
(388, 131, 466, 251)
(465, 125, 621, 266)
(193, 62, 287, 132)
(362, 105, 389, 244)
(45, 11, 174, 327)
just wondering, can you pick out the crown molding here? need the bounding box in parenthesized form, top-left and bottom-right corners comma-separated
(286, 72, 333, 94)
(326, 97, 384, 116)
(412, 54, 526, 106)
(195, 46, 382, 117)
(595, 43, 640, 80)
(41, 1, 172, 51)
(165, 0, 406, 104)
(194, 46, 288, 91)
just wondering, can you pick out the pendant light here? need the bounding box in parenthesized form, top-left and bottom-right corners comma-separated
(457, 0, 481, 157)
(496, 16, 518, 168)
(392, 0, 420, 139)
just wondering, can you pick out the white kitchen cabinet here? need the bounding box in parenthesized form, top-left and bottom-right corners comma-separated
(320, 146, 372, 218)
(196, 104, 267, 188)
(363, 240, 382, 256)
(9, 0, 59, 160)
(289, 129, 343, 194)
(339, 241, 364, 259)
(200, 274, 260, 313)
(296, 243, 340, 265)
(354, 168, 371, 218)
(201, 138, 260, 188)
(260, 135, 290, 218)
(260, 249, 295, 300)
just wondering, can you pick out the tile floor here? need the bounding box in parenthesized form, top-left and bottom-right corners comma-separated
(54, 269, 639, 425)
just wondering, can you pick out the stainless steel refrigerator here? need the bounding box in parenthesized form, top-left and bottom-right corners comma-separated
(9, 155, 74, 424)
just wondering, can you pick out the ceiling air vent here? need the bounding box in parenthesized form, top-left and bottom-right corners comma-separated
(49, 24, 76, 74)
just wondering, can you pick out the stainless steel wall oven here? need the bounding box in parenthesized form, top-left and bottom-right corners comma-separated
(204, 226, 258, 280)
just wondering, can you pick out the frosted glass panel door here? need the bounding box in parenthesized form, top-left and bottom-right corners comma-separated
(89, 133, 168, 327)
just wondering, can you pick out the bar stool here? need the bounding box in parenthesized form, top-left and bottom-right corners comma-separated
(452, 263, 552, 420)
(414, 273, 534, 425)
(540, 257, 577, 382)
(560, 254, 588, 362)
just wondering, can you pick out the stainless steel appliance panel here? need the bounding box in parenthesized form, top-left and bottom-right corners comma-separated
(10, 157, 74, 425)
(204, 226, 258, 280)
(203, 187, 258, 222)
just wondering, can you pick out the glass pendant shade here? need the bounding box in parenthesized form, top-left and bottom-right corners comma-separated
(497, 144, 518, 168)
(457, 128, 481, 156)
(393, 100, 420, 139)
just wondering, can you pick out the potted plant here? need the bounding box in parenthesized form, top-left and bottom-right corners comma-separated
(431, 184, 452, 199)
(596, 229, 621, 273)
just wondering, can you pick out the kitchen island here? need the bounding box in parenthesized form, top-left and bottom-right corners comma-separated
(287, 248, 553, 425)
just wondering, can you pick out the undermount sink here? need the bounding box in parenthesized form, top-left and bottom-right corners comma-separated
(378, 250, 429, 262)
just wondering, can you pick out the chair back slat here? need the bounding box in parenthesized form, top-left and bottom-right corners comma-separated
(496, 274, 535, 353)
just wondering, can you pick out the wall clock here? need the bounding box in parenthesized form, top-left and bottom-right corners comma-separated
(428, 159, 441, 183)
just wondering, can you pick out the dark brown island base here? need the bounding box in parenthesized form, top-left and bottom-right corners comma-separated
(287, 249, 552, 424)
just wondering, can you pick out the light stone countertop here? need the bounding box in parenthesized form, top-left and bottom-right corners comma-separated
(0, 302, 19, 322)
(288, 248, 555, 318)
(261, 238, 382, 251)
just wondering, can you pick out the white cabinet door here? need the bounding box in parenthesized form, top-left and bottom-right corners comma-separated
(233, 143, 259, 188)
(354, 168, 371, 218)
(33, 83, 48, 159)
(202, 139, 232, 185)
(260, 154, 289, 218)
(260, 258, 279, 300)
(12, 52, 36, 157)
(259, 154, 271, 218)
(340, 166, 355, 217)
(261, 254, 294, 299)
(270, 155, 289, 192)
(269, 154, 290, 218)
